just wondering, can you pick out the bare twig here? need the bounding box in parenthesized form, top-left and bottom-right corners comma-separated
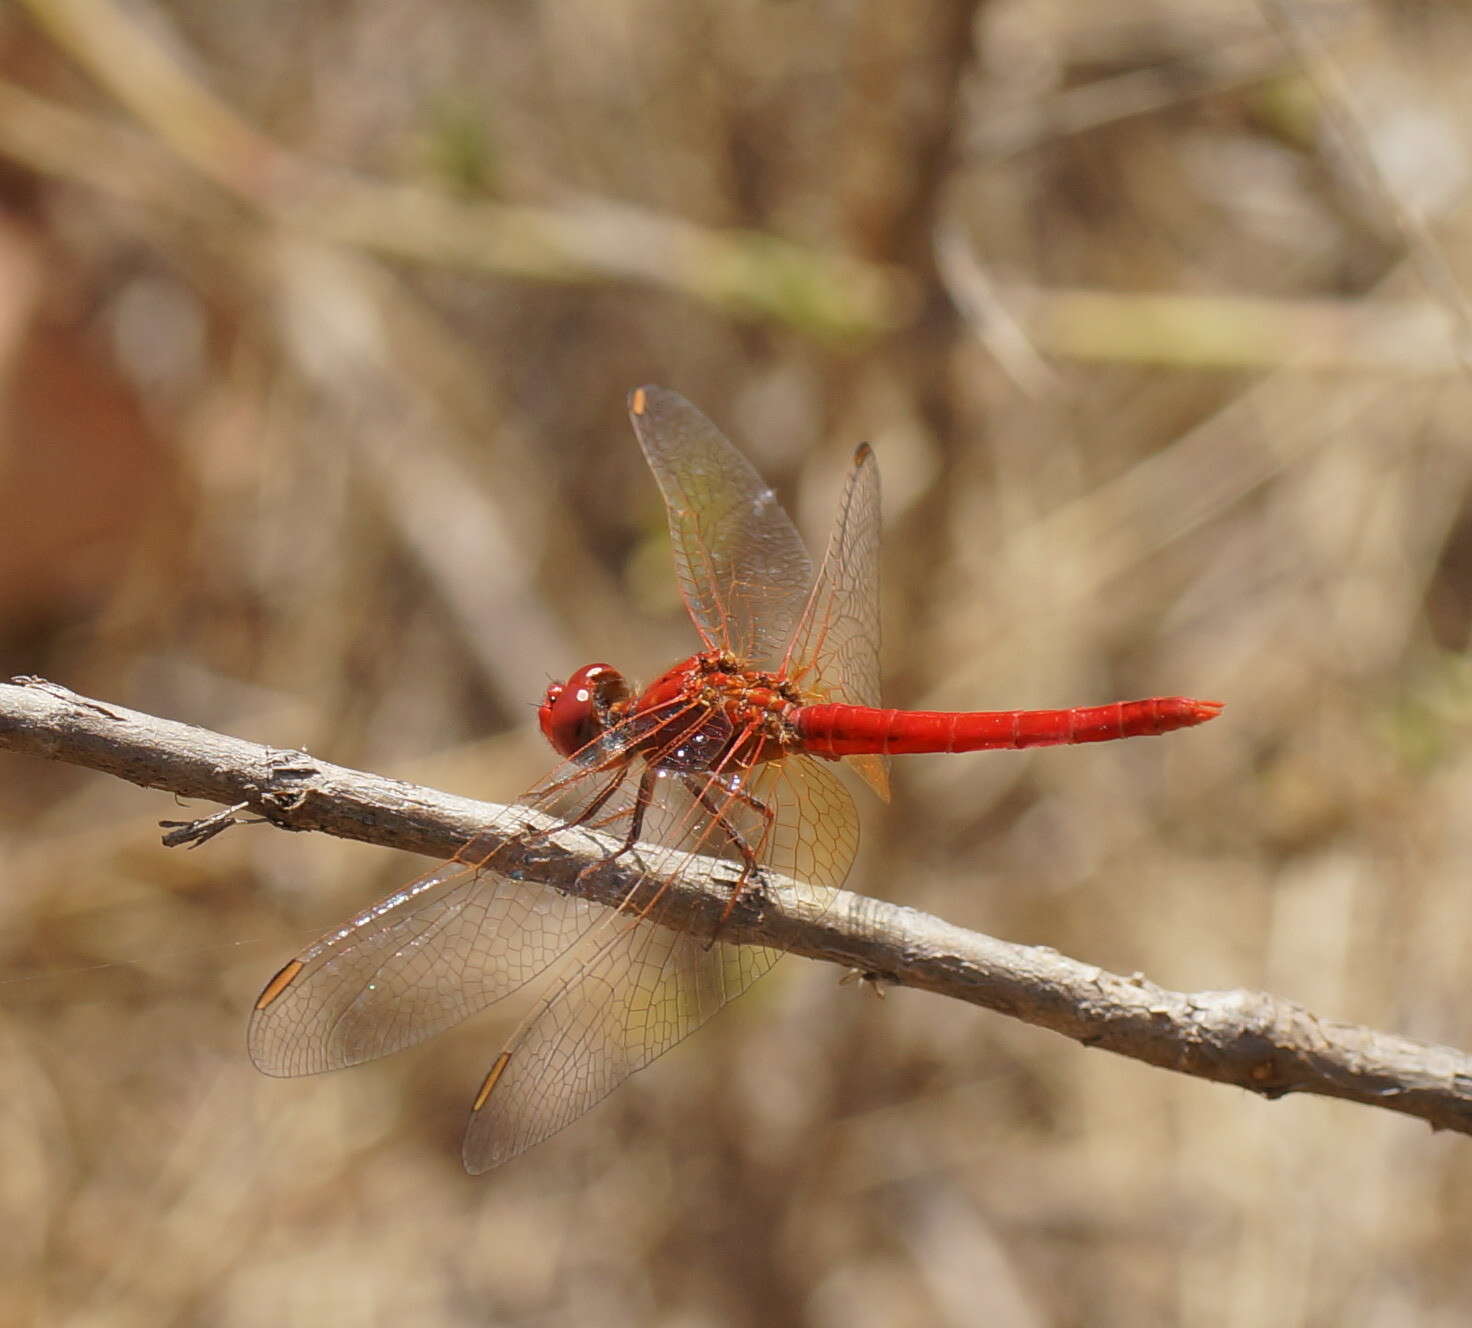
(3, 676, 1470, 1137)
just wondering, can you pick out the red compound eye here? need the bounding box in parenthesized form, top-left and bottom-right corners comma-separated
(537, 663, 629, 757)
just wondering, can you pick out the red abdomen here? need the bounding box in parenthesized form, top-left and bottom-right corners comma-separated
(795, 697, 1223, 757)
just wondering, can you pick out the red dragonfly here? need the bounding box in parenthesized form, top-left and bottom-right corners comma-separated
(250, 386, 1221, 1172)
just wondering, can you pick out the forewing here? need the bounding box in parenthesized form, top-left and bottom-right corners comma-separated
(248, 858, 600, 1076)
(461, 754, 859, 1170)
(628, 386, 813, 667)
(783, 443, 889, 799)
(248, 759, 647, 1077)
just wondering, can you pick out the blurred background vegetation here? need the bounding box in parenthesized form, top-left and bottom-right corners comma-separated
(3, 0, 1472, 1324)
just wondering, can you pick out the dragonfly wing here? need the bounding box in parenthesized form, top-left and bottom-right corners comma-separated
(249, 758, 648, 1077)
(783, 443, 889, 800)
(248, 853, 602, 1076)
(628, 386, 813, 668)
(462, 914, 781, 1172)
(461, 753, 859, 1170)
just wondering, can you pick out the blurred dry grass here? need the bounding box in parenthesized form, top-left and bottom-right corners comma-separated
(2, 0, 1472, 1324)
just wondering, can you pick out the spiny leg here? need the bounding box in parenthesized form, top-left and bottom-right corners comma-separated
(447, 755, 637, 881)
(682, 771, 777, 941)
(572, 764, 660, 910)
(564, 698, 712, 885)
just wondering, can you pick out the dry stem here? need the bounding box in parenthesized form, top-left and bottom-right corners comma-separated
(3, 676, 1470, 1137)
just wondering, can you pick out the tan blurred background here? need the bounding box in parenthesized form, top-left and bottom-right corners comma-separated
(3, 0, 1472, 1324)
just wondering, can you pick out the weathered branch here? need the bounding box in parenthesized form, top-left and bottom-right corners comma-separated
(3, 676, 1470, 1137)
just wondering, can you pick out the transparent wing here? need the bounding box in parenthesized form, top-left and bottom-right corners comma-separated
(462, 910, 776, 1171)
(628, 386, 814, 668)
(248, 756, 645, 1078)
(462, 752, 860, 1171)
(783, 443, 889, 799)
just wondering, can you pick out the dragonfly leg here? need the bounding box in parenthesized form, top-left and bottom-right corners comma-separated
(445, 759, 639, 880)
(682, 774, 776, 944)
(570, 765, 659, 910)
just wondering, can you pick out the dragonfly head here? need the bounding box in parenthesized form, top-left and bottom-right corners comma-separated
(538, 663, 632, 759)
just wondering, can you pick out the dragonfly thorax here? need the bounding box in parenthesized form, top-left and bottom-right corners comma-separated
(632, 651, 806, 773)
